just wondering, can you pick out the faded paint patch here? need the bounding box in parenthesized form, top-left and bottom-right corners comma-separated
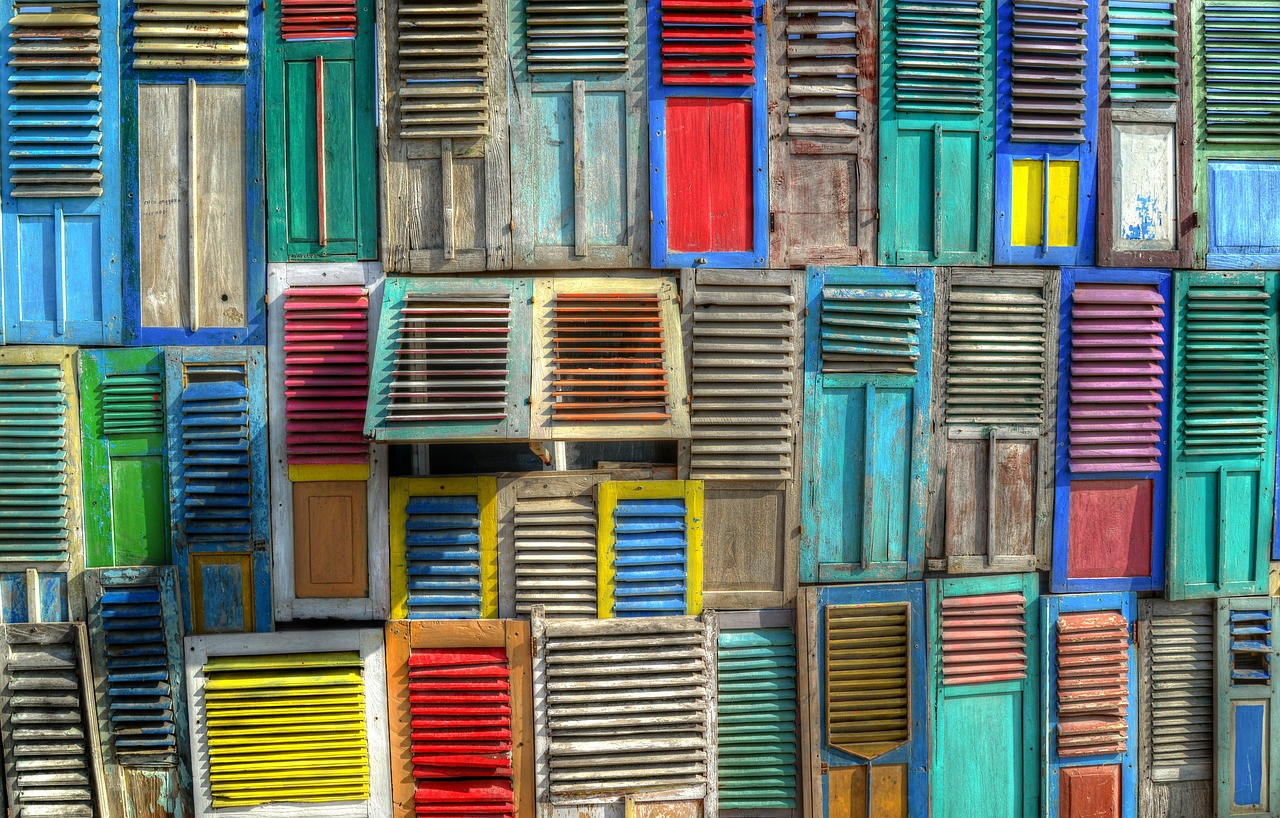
(1121, 194, 1164, 241)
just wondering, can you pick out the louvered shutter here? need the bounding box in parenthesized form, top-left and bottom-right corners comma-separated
(532, 613, 714, 808)
(1136, 599, 1212, 814)
(930, 270, 1057, 573)
(0, 623, 108, 818)
(802, 268, 932, 583)
(129, 0, 249, 69)
(366, 277, 532, 442)
(994, 0, 1098, 264)
(1168, 271, 1277, 598)
(877, 0, 994, 264)
(508, 0, 646, 267)
(1215, 597, 1280, 818)
(1043, 594, 1137, 818)
(186, 629, 390, 817)
(165, 348, 270, 635)
(0, 0, 122, 344)
(598, 481, 703, 618)
(1052, 269, 1170, 593)
(1096, 0, 1194, 265)
(532, 277, 689, 440)
(928, 576, 1039, 818)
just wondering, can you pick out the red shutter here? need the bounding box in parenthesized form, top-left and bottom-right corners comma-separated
(1056, 612, 1129, 757)
(659, 0, 756, 85)
(283, 286, 370, 466)
(280, 0, 357, 40)
(940, 593, 1029, 685)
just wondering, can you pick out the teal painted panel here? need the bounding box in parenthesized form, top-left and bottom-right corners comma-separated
(716, 627, 798, 810)
(936, 693, 1025, 818)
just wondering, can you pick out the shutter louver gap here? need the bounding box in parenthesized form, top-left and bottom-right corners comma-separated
(279, 0, 357, 40)
(659, 0, 756, 86)
(130, 0, 250, 70)
(1229, 609, 1272, 684)
(782, 0, 858, 136)
(513, 494, 597, 618)
(409, 647, 515, 818)
(1055, 611, 1129, 757)
(179, 366, 252, 553)
(1179, 283, 1270, 457)
(1201, 0, 1280, 146)
(893, 0, 984, 113)
(395, 0, 490, 138)
(551, 294, 670, 422)
(525, 0, 628, 73)
(821, 285, 922, 374)
(1106, 0, 1179, 102)
(6, 0, 104, 198)
(0, 365, 70, 564)
(1010, 0, 1089, 142)
(825, 604, 910, 756)
(202, 651, 369, 806)
(1147, 611, 1213, 778)
(940, 593, 1028, 685)
(100, 373, 164, 437)
(100, 584, 178, 766)
(283, 286, 370, 467)
(388, 294, 512, 426)
(1068, 283, 1166, 473)
(945, 285, 1047, 426)
(717, 628, 797, 810)
(611, 497, 688, 617)
(405, 494, 483, 619)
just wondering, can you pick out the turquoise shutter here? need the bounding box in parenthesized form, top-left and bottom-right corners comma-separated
(1215, 597, 1280, 818)
(1168, 271, 1277, 598)
(878, 0, 994, 265)
(802, 267, 933, 583)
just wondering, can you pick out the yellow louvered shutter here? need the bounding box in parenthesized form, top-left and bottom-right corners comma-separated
(825, 603, 910, 758)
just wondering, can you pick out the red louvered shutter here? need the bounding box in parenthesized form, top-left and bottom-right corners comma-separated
(281, 0, 357, 39)
(283, 286, 370, 466)
(940, 593, 1029, 685)
(409, 647, 516, 818)
(1056, 612, 1129, 757)
(659, 0, 756, 85)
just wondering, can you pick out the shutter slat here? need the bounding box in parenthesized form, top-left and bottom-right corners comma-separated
(1146, 611, 1213, 779)
(822, 285, 923, 375)
(1107, 0, 1179, 102)
(1229, 609, 1272, 685)
(279, 0, 357, 39)
(826, 604, 910, 756)
(178, 365, 253, 550)
(660, 0, 756, 85)
(894, 0, 985, 113)
(0, 365, 71, 564)
(99, 585, 179, 766)
(782, 0, 858, 135)
(526, 0, 628, 73)
(716, 628, 797, 810)
(397, 0, 489, 137)
(940, 592, 1028, 685)
(610, 498, 688, 617)
(405, 494, 484, 619)
(130, 0, 250, 69)
(1055, 611, 1129, 757)
(1011, 0, 1089, 140)
(1202, 1, 1280, 146)
(513, 491, 597, 618)
(945, 285, 1048, 427)
(99, 373, 164, 437)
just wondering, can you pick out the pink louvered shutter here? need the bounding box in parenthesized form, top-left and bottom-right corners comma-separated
(1056, 612, 1129, 757)
(940, 593, 1029, 686)
(1068, 283, 1166, 473)
(283, 286, 371, 466)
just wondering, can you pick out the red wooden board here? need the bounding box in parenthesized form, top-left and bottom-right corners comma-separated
(1059, 764, 1121, 818)
(665, 97, 753, 253)
(1067, 479, 1153, 579)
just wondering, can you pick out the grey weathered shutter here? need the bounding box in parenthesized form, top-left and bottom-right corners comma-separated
(1138, 602, 1213, 787)
(130, 0, 250, 70)
(393, 0, 490, 138)
(501, 476, 599, 618)
(525, 0, 628, 73)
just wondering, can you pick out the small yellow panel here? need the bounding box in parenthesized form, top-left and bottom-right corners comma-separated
(1010, 159, 1079, 247)
(1047, 161, 1079, 246)
(290, 463, 371, 483)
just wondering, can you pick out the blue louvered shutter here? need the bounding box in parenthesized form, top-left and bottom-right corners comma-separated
(611, 497, 689, 617)
(716, 627, 798, 811)
(405, 495, 484, 619)
(99, 583, 179, 764)
(1216, 597, 1280, 818)
(181, 378, 251, 546)
(0, 364, 72, 566)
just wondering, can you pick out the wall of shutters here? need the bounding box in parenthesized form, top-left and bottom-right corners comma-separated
(928, 269, 1057, 573)
(649, 0, 769, 268)
(531, 276, 690, 440)
(1214, 597, 1279, 818)
(184, 629, 389, 817)
(1042, 592, 1137, 818)
(928, 575, 1039, 818)
(597, 480, 703, 618)
(84, 567, 191, 818)
(802, 267, 933, 584)
(507, 0, 646, 268)
(165, 347, 271, 635)
(0, 622, 108, 818)
(993, 0, 1099, 265)
(385, 619, 533, 818)
(1168, 271, 1277, 598)
(767, 0, 877, 265)
(1052, 268, 1171, 593)
(877, 0, 995, 265)
(0, 0, 122, 345)
(366, 276, 533, 443)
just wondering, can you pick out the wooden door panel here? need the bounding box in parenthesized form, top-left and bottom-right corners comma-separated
(1060, 766, 1120, 818)
(293, 481, 369, 599)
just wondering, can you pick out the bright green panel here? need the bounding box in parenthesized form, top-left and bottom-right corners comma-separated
(109, 455, 168, 566)
(321, 57, 359, 246)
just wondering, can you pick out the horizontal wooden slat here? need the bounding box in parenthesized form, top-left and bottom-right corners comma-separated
(1201, 0, 1280, 146)
(526, 0, 628, 73)
(131, 0, 250, 69)
(717, 628, 797, 810)
(894, 0, 985, 114)
(1146, 611, 1213, 780)
(513, 487, 597, 618)
(396, 0, 490, 138)
(1055, 611, 1129, 758)
(826, 604, 910, 757)
(940, 592, 1028, 685)
(660, 0, 756, 86)
(945, 285, 1048, 428)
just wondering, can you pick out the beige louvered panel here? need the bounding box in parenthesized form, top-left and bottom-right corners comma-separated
(945, 284, 1048, 427)
(825, 604, 909, 758)
(513, 489, 597, 617)
(1146, 610, 1213, 780)
(1056, 612, 1129, 758)
(689, 271, 798, 480)
(131, 0, 250, 70)
(940, 592, 1028, 685)
(542, 617, 709, 798)
(783, 0, 859, 137)
(395, 0, 490, 138)
(525, 0, 628, 74)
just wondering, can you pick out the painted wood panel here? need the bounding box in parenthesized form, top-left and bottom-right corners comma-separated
(802, 267, 932, 583)
(597, 480, 703, 618)
(1052, 268, 1171, 593)
(1167, 271, 1277, 599)
(1214, 596, 1279, 818)
(0, 570, 69, 624)
(0, 0, 122, 345)
(379, 0, 512, 272)
(927, 269, 1058, 573)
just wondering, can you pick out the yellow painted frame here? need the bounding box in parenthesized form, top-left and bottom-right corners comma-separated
(596, 480, 704, 619)
(290, 463, 372, 483)
(389, 477, 499, 620)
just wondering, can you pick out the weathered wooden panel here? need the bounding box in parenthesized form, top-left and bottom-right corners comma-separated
(698, 483, 795, 610)
(0, 571, 69, 625)
(1214, 597, 1279, 818)
(1203, 161, 1280, 268)
(597, 481, 703, 618)
(291, 481, 368, 599)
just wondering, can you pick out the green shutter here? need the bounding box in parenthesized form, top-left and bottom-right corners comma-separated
(716, 626, 798, 810)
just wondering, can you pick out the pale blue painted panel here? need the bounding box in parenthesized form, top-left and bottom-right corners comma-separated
(584, 91, 627, 246)
(200, 561, 246, 633)
(0, 572, 67, 623)
(531, 92, 573, 247)
(1233, 703, 1266, 808)
(1207, 160, 1280, 268)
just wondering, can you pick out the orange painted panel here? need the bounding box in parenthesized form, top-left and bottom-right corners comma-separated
(1060, 764, 1120, 818)
(293, 480, 368, 598)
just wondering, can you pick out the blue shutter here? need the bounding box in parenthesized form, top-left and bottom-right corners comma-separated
(0, 571, 68, 623)
(610, 497, 689, 617)
(404, 495, 485, 619)
(1216, 597, 1280, 818)
(801, 267, 933, 583)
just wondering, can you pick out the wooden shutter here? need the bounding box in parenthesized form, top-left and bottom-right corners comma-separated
(186, 629, 390, 817)
(1052, 269, 1170, 593)
(939, 592, 1028, 685)
(826, 604, 910, 754)
(532, 276, 689, 440)
(130, 0, 249, 69)
(598, 481, 703, 618)
(1136, 599, 1212, 815)
(768, 0, 876, 265)
(0, 623, 108, 818)
(803, 268, 932, 584)
(508, 0, 646, 268)
(1096, 0, 1195, 266)
(366, 277, 532, 443)
(929, 270, 1057, 573)
(877, 0, 994, 264)
(532, 613, 714, 808)
(385, 620, 533, 818)
(1168, 271, 1277, 598)
(1215, 597, 1280, 818)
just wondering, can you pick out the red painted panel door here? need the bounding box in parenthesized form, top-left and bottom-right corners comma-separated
(1060, 765, 1120, 818)
(665, 98, 753, 252)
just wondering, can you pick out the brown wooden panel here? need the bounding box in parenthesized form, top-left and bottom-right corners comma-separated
(992, 439, 1036, 561)
(292, 480, 368, 598)
(702, 484, 785, 602)
(1061, 765, 1121, 818)
(869, 764, 908, 818)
